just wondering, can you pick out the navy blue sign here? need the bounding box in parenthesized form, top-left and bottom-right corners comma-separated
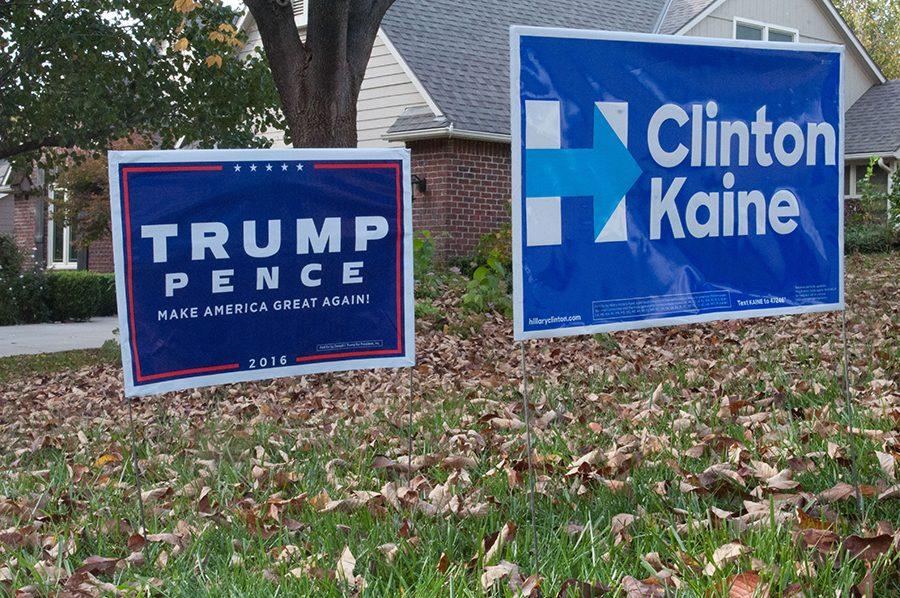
(109, 149, 414, 396)
(511, 28, 844, 340)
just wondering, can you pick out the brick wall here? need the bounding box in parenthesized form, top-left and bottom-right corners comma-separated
(12, 194, 42, 268)
(409, 138, 511, 260)
(88, 235, 114, 272)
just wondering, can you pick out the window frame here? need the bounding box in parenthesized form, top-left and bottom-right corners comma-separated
(46, 188, 78, 270)
(733, 18, 799, 43)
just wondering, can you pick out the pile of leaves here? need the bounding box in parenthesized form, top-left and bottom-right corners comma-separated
(0, 253, 897, 595)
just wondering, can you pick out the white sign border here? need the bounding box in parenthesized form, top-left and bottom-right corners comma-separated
(510, 26, 845, 341)
(109, 148, 415, 397)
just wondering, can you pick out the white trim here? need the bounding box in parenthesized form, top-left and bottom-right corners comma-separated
(733, 17, 799, 43)
(509, 26, 845, 341)
(673, 0, 729, 35)
(46, 189, 78, 270)
(511, 26, 842, 54)
(674, 0, 885, 83)
(846, 151, 900, 161)
(383, 126, 511, 143)
(108, 148, 415, 397)
(378, 30, 443, 117)
(653, 0, 676, 33)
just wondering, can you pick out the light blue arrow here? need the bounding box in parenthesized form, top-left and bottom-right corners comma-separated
(526, 105, 643, 240)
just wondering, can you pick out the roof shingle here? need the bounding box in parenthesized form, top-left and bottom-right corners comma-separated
(381, 0, 670, 137)
(845, 80, 900, 156)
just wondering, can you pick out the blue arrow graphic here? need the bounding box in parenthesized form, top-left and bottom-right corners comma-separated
(526, 105, 643, 240)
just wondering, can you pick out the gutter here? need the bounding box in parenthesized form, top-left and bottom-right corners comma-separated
(383, 125, 511, 144)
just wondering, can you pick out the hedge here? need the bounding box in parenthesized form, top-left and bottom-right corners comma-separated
(0, 236, 117, 325)
(845, 224, 900, 254)
(46, 270, 117, 321)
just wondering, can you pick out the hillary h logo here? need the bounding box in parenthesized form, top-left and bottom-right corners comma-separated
(524, 101, 642, 246)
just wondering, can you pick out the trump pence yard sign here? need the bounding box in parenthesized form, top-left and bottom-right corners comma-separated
(109, 149, 414, 396)
(511, 28, 844, 340)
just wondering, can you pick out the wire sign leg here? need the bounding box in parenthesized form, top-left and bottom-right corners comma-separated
(520, 343, 539, 571)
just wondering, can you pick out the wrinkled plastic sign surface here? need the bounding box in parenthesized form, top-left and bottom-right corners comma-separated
(511, 28, 844, 340)
(109, 149, 414, 396)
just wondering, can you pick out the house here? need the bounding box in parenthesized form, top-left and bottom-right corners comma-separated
(239, 0, 897, 258)
(6, 0, 897, 270)
(1, 162, 114, 272)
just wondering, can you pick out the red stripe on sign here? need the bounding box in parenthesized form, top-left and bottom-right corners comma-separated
(121, 164, 238, 383)
(299, 161, 405, 363)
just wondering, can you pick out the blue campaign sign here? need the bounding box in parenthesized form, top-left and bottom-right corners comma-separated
(510, 28, 844, 340)
(109, 149, 414, 396)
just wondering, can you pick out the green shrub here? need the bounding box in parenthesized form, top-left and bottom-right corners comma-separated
(46, 271, 116, 321)
(0, 237, 51, 325)
(0, 235, 24, 278)
(845, 224, 899, 254)
(468, 224, 512, 275)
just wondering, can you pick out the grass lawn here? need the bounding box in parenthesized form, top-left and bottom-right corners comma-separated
(0, 252, 897, 596)
(0, 340, 120, 385)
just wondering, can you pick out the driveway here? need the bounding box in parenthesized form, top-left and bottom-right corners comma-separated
(0, 317, 119, 357)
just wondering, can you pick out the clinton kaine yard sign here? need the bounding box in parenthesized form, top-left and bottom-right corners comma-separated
(109, 149, 414, 397)
(511, 28, 844, 340)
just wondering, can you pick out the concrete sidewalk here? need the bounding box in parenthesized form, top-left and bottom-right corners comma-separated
(0, 317, 119, 357)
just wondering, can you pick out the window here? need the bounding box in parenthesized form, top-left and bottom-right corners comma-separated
(46, 189, 78, 269)
(734, 19, 798, 43)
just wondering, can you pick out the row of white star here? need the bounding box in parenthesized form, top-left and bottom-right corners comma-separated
(233, 163, 304, 172)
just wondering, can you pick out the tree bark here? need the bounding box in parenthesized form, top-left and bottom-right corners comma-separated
(245, 0, 395, 148)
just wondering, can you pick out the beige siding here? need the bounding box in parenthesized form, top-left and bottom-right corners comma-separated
(239, 20, 431, 148)
(684, 0, 879, 107)
(0, 195, 12, 236)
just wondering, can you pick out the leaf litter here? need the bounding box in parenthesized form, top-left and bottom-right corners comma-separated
(0, 253, 896, 594)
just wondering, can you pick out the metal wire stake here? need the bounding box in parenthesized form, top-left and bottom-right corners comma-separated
(407, 366, 414, 485)
(520, 343, 539, 571)
(841, 309, 864, 515)
(126, 397, 148, 535)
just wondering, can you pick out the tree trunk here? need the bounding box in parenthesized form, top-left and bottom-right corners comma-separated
(245, 0, 394, 149)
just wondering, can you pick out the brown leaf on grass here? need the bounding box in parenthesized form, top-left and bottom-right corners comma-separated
(483, 521, 517, 564)
(320, 491, 381, 513)
(727, 571, 769, 598)
(74, 555, 119, 576)
(798, 529, 840, 552)
(480, 560, 521, 591)
(796, 509, 832, 530)
(620, 575, 665, 597)
(335, 545, 365, 588)
(141, 486, 173, 503)
(875, 451, 895, 480)
(33, 562, 66, 583)
(705, 541, 751, 575)
(818, 482, 876, 503)
(878, 485, 900, 500)
(841, 534, 893, 561)
(377, 543, 399, 564)
(197, 486, 213, 515)
(517, 573, 542, 597)
(853, 563, 874, 598)
(437, 551, 449, 573)
(442, 455, 477, 470)
(93, 453, 122, 468)
(127, 534, 146, 552)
